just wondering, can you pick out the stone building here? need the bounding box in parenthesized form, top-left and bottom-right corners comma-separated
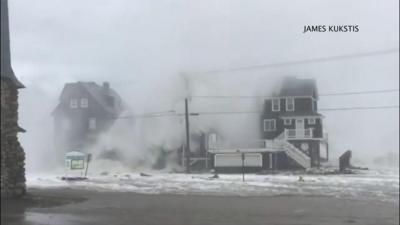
(1, 0, 26, 197)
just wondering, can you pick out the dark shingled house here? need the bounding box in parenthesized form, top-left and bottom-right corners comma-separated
(208, 77, 329, 172)
(260, 77, 328, 169)
(1, 0, 26, 197)
(52, 82, 125, 153)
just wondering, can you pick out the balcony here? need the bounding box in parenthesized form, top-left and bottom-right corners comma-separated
(284, 128, 314, 139)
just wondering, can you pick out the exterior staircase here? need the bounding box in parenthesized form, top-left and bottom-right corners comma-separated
(264, 140, 311, 169)
(280, 141, 311, 169)
(273, 131, 311, 169)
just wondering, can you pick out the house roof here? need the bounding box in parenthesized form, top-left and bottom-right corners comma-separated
(1, 0, 24, 88)
(80, 82, 125, 115)
(279, 77, 317, 99)
(52, 81, 126, 116)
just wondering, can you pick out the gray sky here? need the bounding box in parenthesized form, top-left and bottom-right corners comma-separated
(8, 0, 399, 171)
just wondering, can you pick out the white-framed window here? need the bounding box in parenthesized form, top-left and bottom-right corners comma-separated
(89, 117, 96, 130)
(284, 118, 292, 125)
(308, 118, 316, 125)
(70, 99, 78, 108)
(80, 98, 88, 108)
(272, 98, 280, 112)
(286, 97, 294, 111)
(264, 119, 276, 131)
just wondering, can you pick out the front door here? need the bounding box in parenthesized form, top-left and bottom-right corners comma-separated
(295, 119, 304, 137)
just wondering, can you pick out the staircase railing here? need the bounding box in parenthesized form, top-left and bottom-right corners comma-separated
(281, 141, 311, 169)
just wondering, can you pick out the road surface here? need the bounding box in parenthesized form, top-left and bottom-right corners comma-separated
(1, 187, 398, 225)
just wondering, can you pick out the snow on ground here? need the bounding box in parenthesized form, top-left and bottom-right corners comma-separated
(27, 168, 399, 203)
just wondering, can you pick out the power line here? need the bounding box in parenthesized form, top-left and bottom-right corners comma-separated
(177, 111, 261, 116)
(191, 88, 399, 99)
(119, 105, 398, 119)
(319, 105, 399, 111)
(116, 97, 399, 119)
(320, 89, 399, 96)
(200, 48, 399, 74)
(117, 113, 178, 119)
(186, 105, 399, 116)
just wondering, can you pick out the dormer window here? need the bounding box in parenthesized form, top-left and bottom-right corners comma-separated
(286, 97, 294, 111)
(81, 98, 88, 108)
(272, 98, 280, 112)
(70, 99, 78, 108)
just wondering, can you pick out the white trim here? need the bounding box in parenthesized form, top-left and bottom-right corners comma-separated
(80, 98, 88, 108)
(284, 128, 314, 139)
(272, 98, 280, 112)
(286, 97, 295, 111)
(263, 119, 276, 132)
(284, 118, 292, 125)
(280, 115, 324, 119)
(295, 119, 304, 130)
(308, 118, 316, 125)
(208, 148, 283, 153)
(284, 137, 323, 141)
(214, 153, 262, 167)
(70, 99, 78, 108)
(264, 96, 317, 101)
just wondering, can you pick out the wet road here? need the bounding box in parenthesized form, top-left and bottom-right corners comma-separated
(1, 188, 398, 225)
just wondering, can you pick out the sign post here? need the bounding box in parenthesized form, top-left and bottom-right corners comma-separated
(65, 151, 86, 179)
(85, 153, 92, 177)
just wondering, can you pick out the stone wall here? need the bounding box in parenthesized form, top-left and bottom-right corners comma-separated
(1, 79, 26, 197)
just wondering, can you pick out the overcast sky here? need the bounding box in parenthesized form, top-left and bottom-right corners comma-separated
(7, 0, 399, 171)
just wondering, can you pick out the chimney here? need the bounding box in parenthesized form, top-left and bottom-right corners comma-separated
(102, 82, 110, 91)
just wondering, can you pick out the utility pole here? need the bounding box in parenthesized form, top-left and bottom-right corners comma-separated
(241, 152, 245, 182)
(184, 98, 190, 173)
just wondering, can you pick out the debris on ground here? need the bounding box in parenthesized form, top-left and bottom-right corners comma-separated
(61, 177, 88, 181)
(349, 166, 369, 170)
(211, 174, 219, 179)
(140, 172, 152, 177)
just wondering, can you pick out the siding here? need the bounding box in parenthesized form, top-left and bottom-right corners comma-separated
(293, 98, 313, 113)
(261, 99, 282, 139)
(54, 86, 115, 152)
(261, 97, 323, 139)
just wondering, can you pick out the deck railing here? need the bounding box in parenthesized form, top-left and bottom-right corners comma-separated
(284, 128, 313, 139)
(209, 140, 268, 150)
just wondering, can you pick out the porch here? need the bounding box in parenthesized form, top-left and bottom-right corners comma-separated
(283, 128, 314, 139)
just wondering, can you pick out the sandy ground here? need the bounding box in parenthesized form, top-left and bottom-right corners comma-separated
(1, 187, 398, 225)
